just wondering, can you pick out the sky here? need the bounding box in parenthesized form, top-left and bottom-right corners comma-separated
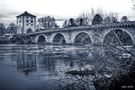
(0, 0, 135, 26)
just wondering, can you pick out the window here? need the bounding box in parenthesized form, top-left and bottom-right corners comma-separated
(31, 20, 33, 23)
(31, 17, 33, 19)
(26, 20, 29, 22)
(26, 24, 28, 25)
(27, 17, 29, 19)
(31, 24, 33, 26)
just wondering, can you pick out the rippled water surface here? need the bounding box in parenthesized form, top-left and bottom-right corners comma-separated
(0, 44, 95, 90)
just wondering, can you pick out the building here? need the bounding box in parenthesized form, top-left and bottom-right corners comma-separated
(16, 11, 36, 34)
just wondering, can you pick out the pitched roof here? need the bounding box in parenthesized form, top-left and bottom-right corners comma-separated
(16, 11, 36, 17)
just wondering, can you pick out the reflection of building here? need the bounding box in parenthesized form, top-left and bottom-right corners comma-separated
(16, 11, 36, 34)
(17, 52, 37, 75)
(39, 55, 56, 71)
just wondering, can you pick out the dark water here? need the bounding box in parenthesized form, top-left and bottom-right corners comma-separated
(0, 44, 94, 90)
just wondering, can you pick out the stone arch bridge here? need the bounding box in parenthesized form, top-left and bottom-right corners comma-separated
(22, 21, 135, 46)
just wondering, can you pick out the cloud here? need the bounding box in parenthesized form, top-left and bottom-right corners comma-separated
(0, 14, 8, 18)
(0, 0, 135, 26)
(0, 11, 19, 26)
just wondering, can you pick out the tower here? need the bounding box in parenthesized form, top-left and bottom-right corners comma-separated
(16, 11, 36, 34)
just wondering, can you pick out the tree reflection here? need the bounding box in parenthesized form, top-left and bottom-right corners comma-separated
(17, 52, 37, 75)
(38, 55, 56, 72)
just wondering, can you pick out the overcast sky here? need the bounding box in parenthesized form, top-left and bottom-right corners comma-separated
(0, 0, 135, 26)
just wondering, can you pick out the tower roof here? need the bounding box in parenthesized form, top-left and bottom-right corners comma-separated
(16, 11, 36, 18)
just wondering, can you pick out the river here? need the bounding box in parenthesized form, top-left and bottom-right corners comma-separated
(0, 44, 96, 90)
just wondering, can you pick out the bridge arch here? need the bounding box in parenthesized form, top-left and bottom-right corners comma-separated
(103, 28, 134, 46)
(35, 34, 47, 44)
(73, 32, 92, 44)
(52, 33, 66, 44)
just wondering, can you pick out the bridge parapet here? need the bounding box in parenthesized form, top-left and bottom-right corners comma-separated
(25, 21, 135, 36)
(18, 21, 135, 45)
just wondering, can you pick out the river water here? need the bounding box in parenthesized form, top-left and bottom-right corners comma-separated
(0, 44, 96, 90)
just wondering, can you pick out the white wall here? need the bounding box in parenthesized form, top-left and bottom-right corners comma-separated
(17, 16, 36, 34)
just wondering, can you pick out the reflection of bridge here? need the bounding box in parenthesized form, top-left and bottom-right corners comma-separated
(23, 21, 135, 46)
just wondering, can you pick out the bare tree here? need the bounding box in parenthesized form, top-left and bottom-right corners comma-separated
(78, 8, 105, 25)
(57, 28, 135, 90)
(62, 20, 68, 28)
(78, 8, 119, 25)
(38, 16, 59, 30)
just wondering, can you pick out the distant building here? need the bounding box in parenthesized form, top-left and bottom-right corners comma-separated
(16, 11, 36, 34)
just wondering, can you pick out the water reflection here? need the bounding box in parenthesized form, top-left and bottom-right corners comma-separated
(0, 44, 100, 90)
(17, 52, 37, 75)
(14, 45, 85, 76)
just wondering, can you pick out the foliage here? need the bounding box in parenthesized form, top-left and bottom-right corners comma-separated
(103, 13, 118, 23)
(62, 20, 68, 28)
(78, 8, 119, 25)
(121, 16, 129, 22)
(10, 35, 33, 44)
(103, 16, 112, 23)
(56, 44, 135, 90)
(69, 18, 77, 27)
(56, 29, 135, 90)
(0, 23, 6, 36)
(38, 16, 59, 30)
(62, 8, 119, 27)
(63, 18, 85, 28)
(79, 8, 105, 25)
(6, 23, 17, 34)
(92, 14, 103, 25)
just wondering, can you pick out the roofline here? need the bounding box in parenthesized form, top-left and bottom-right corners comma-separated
(16, 11, 36, 18)
(16, 15, 36, 18)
